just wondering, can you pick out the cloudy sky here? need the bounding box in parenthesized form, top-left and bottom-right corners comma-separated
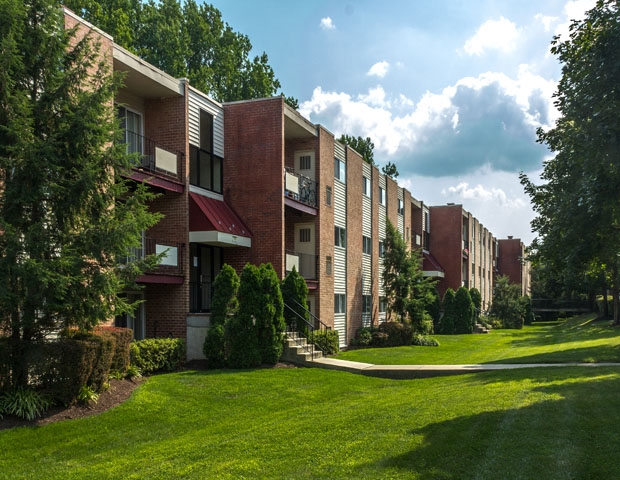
(209, 0, 597, 245)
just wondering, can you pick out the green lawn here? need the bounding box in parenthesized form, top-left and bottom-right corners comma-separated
(336, 313, 620, 365)
(1, 313, 620, 479)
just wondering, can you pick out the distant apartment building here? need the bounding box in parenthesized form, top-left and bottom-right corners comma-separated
(497, 237, 531, 296)
(64, 10, 530, 358)
(428, 204, 497, 310)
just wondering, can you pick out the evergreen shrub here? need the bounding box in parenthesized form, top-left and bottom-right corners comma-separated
(95, 326, 133, 373)
(130, 338, 185, 374)
(309, 330, 339, 355)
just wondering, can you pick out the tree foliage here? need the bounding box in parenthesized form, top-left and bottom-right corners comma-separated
(64, 0, 286, 102)
(439, 289, 456, 335)
(454, 287, 474, 334)
(382, 220, 436, 333)
(520, 0, 620, 322)
(489, 276, 525, 329)
(0, 0, 160, 388)
(281, 267, 309, 332)
(382, 161, 399, 178)
(338, 134, 375, 165)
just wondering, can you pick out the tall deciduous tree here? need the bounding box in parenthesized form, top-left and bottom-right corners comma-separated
(521, 0, 620, 323)
(64, 0, 285, 102)
(0, 0, 160, 388)
(382, 220, 436, 333)
(338, 134, 375, 165)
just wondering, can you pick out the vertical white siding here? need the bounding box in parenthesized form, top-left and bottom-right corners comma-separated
(188, 88, 224, 157)
(397, 188, 404, 236)
(334, 142, 346, 161)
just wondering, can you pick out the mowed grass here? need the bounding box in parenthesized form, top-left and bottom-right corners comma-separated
(336, 313, 620, 365)
(2, 366, 620, 479)
(2, 313, 620, 479)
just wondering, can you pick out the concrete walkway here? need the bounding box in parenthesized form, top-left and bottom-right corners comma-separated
(310, 357, 620, 379)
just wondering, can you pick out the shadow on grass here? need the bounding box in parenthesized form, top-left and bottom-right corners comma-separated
(481, 342, 620, 364)
(360, 368, 620, 479)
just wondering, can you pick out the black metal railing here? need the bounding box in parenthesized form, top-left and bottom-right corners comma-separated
(284, 298, 331, 358)
(190, 280, 213, 313)
(123, 130, 181, 181)
(284, 167, 317, 208)
(285, 251, 318, 280)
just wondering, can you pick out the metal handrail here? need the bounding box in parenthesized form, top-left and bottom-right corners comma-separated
(283, 300, 330, 358)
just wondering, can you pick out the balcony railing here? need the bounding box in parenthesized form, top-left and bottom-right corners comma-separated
(120, 236, 184, 277)
(284, 167, 317, 208)
(286, 251, 317, 280)
(124, 131, 181, 182)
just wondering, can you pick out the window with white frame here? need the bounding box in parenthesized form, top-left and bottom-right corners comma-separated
(379, 186, 386, 206)
(335, 226, 346, 248)
(398, 199, 404, 215)
(362, 295, 372, 314)
(379, 297, 387, 313)
(117, 105, 143, 155)
(363, 235, 372, 255)
(379, 241, 386, 258)
(363, 176, 371, 197)
(334, 294, 346, 314)
(334, 158, 346, 183)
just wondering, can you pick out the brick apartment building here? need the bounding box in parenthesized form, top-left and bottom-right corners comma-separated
(66, 10, 530, 358)
(429, 204, 498, 310)
(497, 237, 531, 296)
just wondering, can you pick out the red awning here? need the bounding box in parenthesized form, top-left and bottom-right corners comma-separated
(423, 251, 444, 274)
(189, 192, 252, 238)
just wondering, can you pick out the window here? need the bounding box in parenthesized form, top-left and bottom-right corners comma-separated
(299, 228, 311, 243)
(379, 297, 387, 313)
(299, 155, 311, 170)
(379, 241, 386, 258)
(363, 176, 371, 197)
(363, 235, 372, 255)
(379, 187, 386, 206)
(117, 105, 143, 155)
(335, 226, 346, 248)
(334, 158, 346, 183)
(326, 256, 332, 275)
(334, 294, 346, 314)
(326, 186, 332, 206)
(398, 199, 404, 215)
(362, 295, 372, 314)
(190, 110, 222, 193)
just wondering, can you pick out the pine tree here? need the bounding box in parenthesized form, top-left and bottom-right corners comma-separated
(0, 0, 160, 388)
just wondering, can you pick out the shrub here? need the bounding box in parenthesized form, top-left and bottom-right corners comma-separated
(427, 288, 442, 332)
(281, 267, 309, 332)
(95, 326, 133, 374)
(454, 287, 474, 334)
(371, 331, 389, 347)
(210, 264, 240, 327)
(204, 323, 226, 368)
(64, 330, 114, 393)
(256, 263, 286, 365)
(440, 289, 457, 334)
(412, 335, 440, 347)
(356, 327, 373, 346)
(0, 386, 52, 420)
(77, 385, 99, 405)
(469, 288, 482, 323)
(126, 364, 142, 379)
(309, 330, 339, 355)
(225, 315, 261, 369)
(376, 321, 413, 347)
(130, 338, 185, 375)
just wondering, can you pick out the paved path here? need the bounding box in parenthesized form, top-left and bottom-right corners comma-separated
(311, 357, 620, 379)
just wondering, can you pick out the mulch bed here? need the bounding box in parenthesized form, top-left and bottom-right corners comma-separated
(0, 378, 142, 431)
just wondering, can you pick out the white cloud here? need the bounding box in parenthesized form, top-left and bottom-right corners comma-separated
(320, 17, 335, 30)
(367, 61, 390, 78)
(463, 16, 520, 56)
(535, 13, 558, 32)
(299, 67, 556, 177)
(443, 182, 526, 209)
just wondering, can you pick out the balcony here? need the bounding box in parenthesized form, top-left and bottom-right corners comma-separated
(286, 251, 317, 281)
(284, 167, 317, 214)
(123, 131, 184, 192)
(121, 235, 184, 283)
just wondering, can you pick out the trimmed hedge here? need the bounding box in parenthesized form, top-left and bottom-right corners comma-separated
(95, 326, 133, 373)
(130, 338, 185, 374)
(309, 330, 339, 355)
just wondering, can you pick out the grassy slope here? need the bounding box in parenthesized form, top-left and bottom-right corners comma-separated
(336, 313, 620, 365)
(2, 313, 620, 479)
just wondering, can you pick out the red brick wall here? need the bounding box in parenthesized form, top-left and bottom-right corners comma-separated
(224, 98, 285, 277)
(498, 238, 527, 294)
(316, 127, 335, 328)
(429, 205, 465, 298)
(386, 176, 399, 229)
(345, 147, 364, 343)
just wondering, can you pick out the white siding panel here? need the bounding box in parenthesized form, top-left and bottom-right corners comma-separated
(362, 196, 372, 237)
(334, 142, 346, 161)
(334, 248, 347, 292)
(378, 205, 386, 240)
(334, 182, 346, 228)
(362, 255, 371, 294)
(188, 89, 224, 157)
(333, 314, 346, 347)
(378, 257, 385, 296)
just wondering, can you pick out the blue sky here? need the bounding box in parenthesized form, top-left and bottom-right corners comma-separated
(208, 0, 596, 245)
